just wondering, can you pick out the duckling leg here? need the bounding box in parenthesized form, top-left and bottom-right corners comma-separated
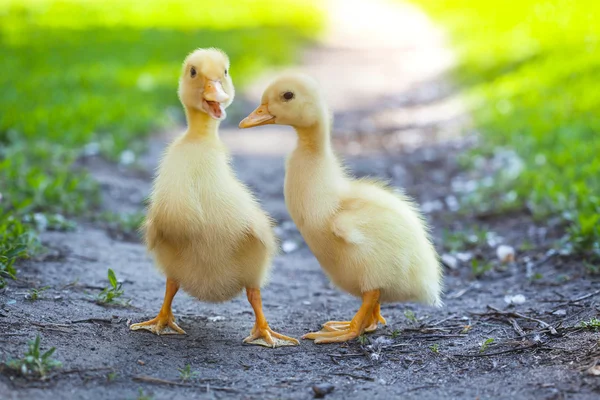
(243, 288, 299, 348)
(130, 278, 186, 335)
(322, 300, 386, 333)
(303, 290, 380, 344)
(367, 302, 387, 331)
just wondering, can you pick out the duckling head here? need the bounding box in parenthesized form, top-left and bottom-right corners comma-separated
(239, 73, 326, 129)
(179, 48, 234, 120)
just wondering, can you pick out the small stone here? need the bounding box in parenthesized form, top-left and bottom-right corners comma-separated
(208, 316, 225, 322)
(281, 221, 296, 231)
(33, 213, 48, 231)
(455, 252, 473, 262)
(445, 195, 460, 211)
(83, 142, 100, 157)
(441, 254, 458, 270)
(373, 336, 393, 346)
(497, 245, 515, 263)
(119, 150, 135, 165)
(421, 199, 444, 214)
(586, 365, 600, 376)
(282, 240, 299, 253)
(504, 294, 526, 305)
(312, 383, 334, 398)
(552, 309, 567, 316)
(137, 360, 145, 366)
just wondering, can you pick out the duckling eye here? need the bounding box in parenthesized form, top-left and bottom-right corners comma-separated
(282, 91, 295, 101)
(190, 67, 197, 78)
(224, 69, 228, 76)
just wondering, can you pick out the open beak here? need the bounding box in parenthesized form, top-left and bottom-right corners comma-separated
(239, 104, 275, 128)
(202, 80, 229, 120)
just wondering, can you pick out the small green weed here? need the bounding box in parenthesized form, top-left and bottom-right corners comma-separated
(391, 329, 400, 339)
(5, 335, 62, 379)
(136, 388, 153, 400)
(583, 262, 599, 276)
(404, 310, 418, 324)
(519, 240, 535, 252)
(404, 310, 419, 324)
(107, 371, 119, 382)
(178, 364, 200, 382)
(579, 318, 600, 332)
(480, 338, 494, 353)
(26, 286, 50, 301)
(357, 334, 369, 345)
(531, 272, 544, 281)
(99, 211, 145, 240)
(429, 343, 440, 354)
(471, 259, 493, 278)
(443, 227, 488, 253)
(96, 268, 129, 306)
(0, 216, 36, 288)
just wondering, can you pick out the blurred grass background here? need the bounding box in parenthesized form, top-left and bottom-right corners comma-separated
(412, 0, 600, 255)
(0, 0, 322, 286)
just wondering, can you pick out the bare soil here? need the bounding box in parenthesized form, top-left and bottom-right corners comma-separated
(2, 1, 599, 399)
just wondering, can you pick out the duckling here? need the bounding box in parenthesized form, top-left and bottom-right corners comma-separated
(239, 73, 442, 344)
(130, 49, 298, 348)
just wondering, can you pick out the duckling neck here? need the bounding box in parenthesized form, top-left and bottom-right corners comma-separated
(294, 121, 331, 154)
(185, 107, 220, 139)
(287, 119, 348, 228)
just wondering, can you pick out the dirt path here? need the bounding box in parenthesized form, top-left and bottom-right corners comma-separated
(1, 1, 599, 399)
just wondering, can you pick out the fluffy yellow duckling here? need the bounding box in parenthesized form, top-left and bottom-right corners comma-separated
(130, 49, 298, 348)
(240, 73, 442, 344)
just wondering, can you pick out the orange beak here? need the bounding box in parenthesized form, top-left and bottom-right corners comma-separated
(204, 80, 229, 102)
(239, 104, 275, 128)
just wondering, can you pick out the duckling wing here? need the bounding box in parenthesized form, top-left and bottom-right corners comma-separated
(248, 212, 277, 252)
(330, 205, 368, 245)
(143, 217, 160, 250)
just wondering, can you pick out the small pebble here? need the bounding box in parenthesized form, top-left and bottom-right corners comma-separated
(282, 240, 299, 253)
(504, 294, 526, 305)
(552, 309, 567, 316)
(497, 245, 515, 263)
(456, 252, 473, 262)
(312, 383, 334, 398)
(137, 360, 145, 366)
(441, 253, 458, 270)
(119, 150, 135, 165)
(83, 142, 100, 157)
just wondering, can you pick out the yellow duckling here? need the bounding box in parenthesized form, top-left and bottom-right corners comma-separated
(130, 49, 298, 348)
(240, 73, 442, 344)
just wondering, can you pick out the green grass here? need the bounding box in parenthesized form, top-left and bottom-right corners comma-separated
(5, 335, 62, 379)
(96, 268, 129, 306)
(0, 0, 322, 284)
(411, 0, 600, 255)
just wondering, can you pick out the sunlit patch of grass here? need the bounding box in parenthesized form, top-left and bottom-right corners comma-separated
(412, 0, 600, 256)
(0, 0, 323, 283)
